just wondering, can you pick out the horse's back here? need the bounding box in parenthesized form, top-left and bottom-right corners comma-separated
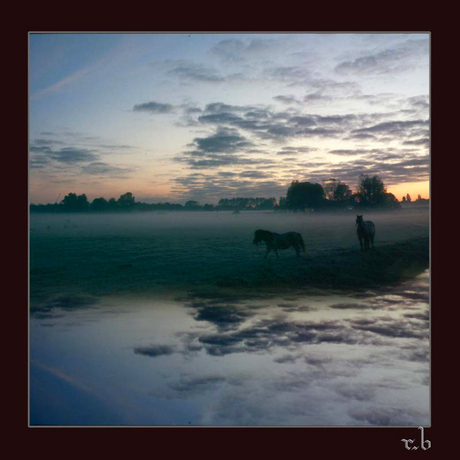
(358, 221, 375, 238)
(365, 221, 375, 236)
(271, 231, 302, 249)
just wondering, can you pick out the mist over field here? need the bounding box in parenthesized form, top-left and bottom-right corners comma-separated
(30, 209, 429, 303)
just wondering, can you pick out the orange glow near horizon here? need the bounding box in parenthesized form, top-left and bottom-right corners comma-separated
(386, 181, 430, 201)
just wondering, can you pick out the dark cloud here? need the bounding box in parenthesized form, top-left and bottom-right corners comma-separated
(403, 138, 429, 148)
(351, 119, 428, 136)
(276, 146, 315, 156)
(349, 317, 428, 340)
(274, 354, 301, 364)
(174, 127, 272, 172)
(30, 155, 51, 169)
(188, 304, 255, 331)
(49, 148, 98, 164)
(194, 105, 351, 141)
(239, 170, 272, 179)
(194, 317, 361, 357)
(204, 102, 256, 114)
(190, 127, 254, 154)
(133, 101, 174, 114)
(133, 344, 176, 357)
(31, 295, 99, 317)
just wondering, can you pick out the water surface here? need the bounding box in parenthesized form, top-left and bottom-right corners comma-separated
(30, 270, 429, 426)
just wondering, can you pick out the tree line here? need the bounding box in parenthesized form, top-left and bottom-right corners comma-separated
(30, 175, 428, 213)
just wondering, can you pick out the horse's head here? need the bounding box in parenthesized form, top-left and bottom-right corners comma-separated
(253, 229, 269, 245)
(356, 215, 364, 226)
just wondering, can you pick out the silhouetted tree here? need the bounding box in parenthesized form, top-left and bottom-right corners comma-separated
(61, 193, 89, 212)
(90, 197, 109, 212)
(323, 178, 339, 201)
(383, 192, 401, 209)
(333, 182, 352, 203)
(117, 192, 135, 210)
(356, 175, 387, 207)
(185, 200, 200, 209)
(108, 198, 118, 211)
(286, 181, 325, 210)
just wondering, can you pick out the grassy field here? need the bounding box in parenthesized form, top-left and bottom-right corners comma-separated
(30, 209, 429, 305)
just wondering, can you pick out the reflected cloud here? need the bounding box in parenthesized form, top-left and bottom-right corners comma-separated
(133, 344, 176, 357)
(31, 294, 100, 319)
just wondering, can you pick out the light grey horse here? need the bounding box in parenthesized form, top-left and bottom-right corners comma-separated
(356, 215, 375, 251)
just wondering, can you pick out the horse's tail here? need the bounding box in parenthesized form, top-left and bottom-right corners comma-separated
(299, 234, 306, 252)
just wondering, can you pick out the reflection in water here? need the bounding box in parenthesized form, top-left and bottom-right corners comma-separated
(30, 271, 429, 426)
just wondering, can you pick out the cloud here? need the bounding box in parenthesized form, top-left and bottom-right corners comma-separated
(352, 119, 428, 135)
(30, 294, 99, 317)
(274, 354, 301, 364)
(50, 148, 99, 164)
(273, 95, 302, 105)
(276, 146, 315, 156)
(152, 59, 227, 83)
(190, 127, 254, 154)
(192, 104, 352, 141)
(80, 162, 135, 177)
(133, 101, 174, 114)
(335, 38, 429, 75)
(173, 127, 274, 172)
(189, 304, 255, 331)
(211, 37, 295, 63)
(329, 302, 382, 310)
(138, 273, 429, 426)
(349, 317, 428, 340)
(403, 138, 429, 148)
(133, 344, 176, 358)
(348, 406, 425, 426)
(29, 134, 138, 180)
(329, 149, 370, 156)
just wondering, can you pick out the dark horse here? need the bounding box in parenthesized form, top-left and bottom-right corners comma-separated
(356, 215, 375, 251)
(253, 229, 305, 258)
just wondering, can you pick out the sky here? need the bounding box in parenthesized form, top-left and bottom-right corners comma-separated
(29, 33, 430, 205)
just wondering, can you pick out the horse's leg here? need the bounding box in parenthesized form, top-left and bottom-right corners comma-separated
(359, 237, 363, 251)
(264, 248, 271, 259)
(294, 245, 300, 258)
(275, 249, 280, 259)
